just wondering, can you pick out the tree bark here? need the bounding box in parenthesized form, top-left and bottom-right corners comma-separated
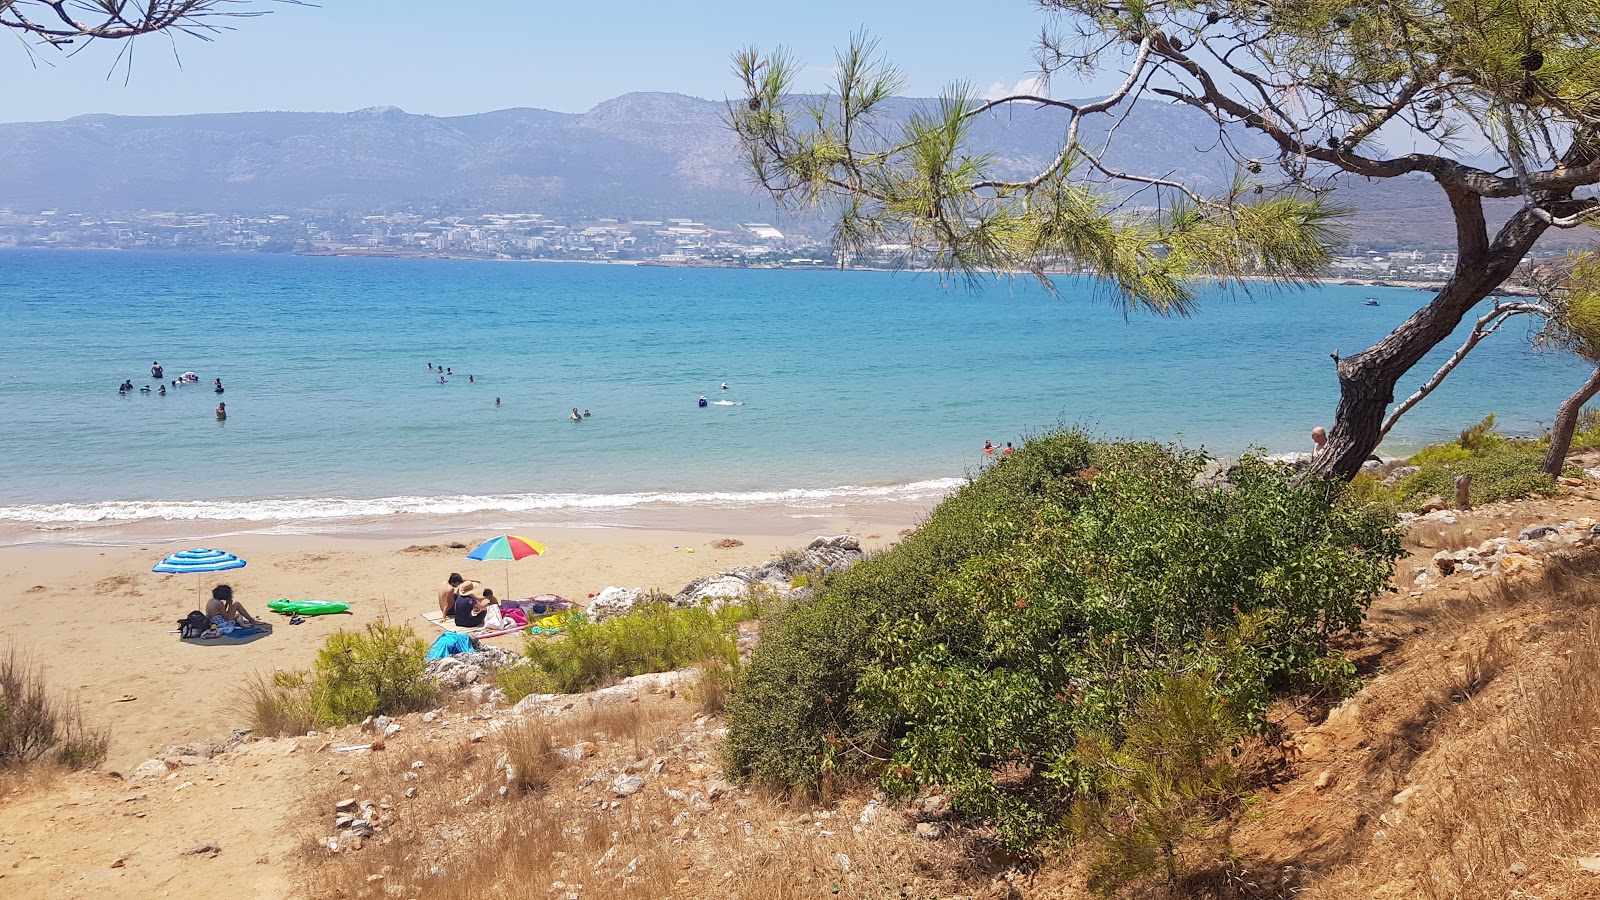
(1543, 366, 1600, 476)
(1308, 190, 1552, 479)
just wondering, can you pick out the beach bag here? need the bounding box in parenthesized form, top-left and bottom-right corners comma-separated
(179, 610, 210, 638)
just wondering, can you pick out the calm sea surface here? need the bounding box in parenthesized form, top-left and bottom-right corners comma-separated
(0, 250, 1584, 537)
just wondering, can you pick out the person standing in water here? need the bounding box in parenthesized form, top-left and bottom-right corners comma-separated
(152, 361, 164, 379)
(215, 402, 227, 421)
(494, 397, 501, 408)
(213, 378, 224, 394)
(570, 408, 582, 422)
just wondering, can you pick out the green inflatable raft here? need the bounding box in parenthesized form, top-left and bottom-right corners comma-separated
(268, 598, 351, 616)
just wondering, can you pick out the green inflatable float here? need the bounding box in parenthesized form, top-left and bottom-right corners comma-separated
(268, 598, 351, 616)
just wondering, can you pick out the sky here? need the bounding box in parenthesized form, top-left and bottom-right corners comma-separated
(0, 0, 1121, 123)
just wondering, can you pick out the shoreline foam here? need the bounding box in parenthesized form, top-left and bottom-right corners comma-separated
(0, 478, 964, 547)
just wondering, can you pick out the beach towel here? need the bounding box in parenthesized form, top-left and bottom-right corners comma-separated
(419, 609, 531, 639)
(427, 632, 476, 660)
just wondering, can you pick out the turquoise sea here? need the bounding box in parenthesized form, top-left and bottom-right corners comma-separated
(0, 250, 1585, 539)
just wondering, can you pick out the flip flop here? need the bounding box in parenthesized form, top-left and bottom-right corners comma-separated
(290, 615, 305, 625)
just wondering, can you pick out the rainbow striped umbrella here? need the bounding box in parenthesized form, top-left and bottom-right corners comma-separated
(465, 535, 546, 598)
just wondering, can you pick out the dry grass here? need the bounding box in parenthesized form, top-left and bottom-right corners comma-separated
(238, 670, 318, 738)
(688, 657, 737, 716)
(294, 696, 977, 900)
(1307, 553, 1600, 900)
(0, 644, 108, 772)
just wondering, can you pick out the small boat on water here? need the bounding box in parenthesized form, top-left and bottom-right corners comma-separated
(1363, 298, 1380, 306)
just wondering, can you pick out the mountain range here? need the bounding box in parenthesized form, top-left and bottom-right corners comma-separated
(0, 91, 1557, 251)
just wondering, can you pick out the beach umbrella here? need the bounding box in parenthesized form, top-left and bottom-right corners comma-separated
(465, 535, 546, 598)
(152, 548, 247, 607)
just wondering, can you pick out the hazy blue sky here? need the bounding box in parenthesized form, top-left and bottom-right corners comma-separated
(0, 1, 1121, 122)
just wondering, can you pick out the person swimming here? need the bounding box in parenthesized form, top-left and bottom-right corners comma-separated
(468, 374, 475, 383)
(157, 385, 166, 396)
(494, 397, 501, 407)
(721, 382, 728, 390)
(983, 440, 995, 455)
(139, 385, 151, 394)
(1003, 442, 1014, 456)
(213, 378, 224, 394)
(446, 368, 453, 375)
(698, 396, 708, 407)
(439, 376, 447, 384)
(582, 409, 591, 417)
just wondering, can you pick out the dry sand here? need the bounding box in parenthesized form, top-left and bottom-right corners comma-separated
(0, 519, 910, 774)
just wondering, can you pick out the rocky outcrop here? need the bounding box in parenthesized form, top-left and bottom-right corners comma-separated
(1408, 513, 1599, 589)
(425, 647, 519, 691)
(586, 535, 867, 622)
(586, 586, 649, 624)
(670, 535, 865, 609)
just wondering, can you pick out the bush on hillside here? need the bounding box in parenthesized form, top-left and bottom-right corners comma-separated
(724, 431, 1400, 849)
(1361, 414, 1562, 511)
(245, 622, 437, 735)
(1566, 406, 1600, 453)
(310, 622, 437, 723)
(498, 603, 753, 699)
(0, 646, 108, 771)
(1397, 439, 1555, 507)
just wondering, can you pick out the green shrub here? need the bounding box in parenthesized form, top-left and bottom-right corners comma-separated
(1457, 412, 1505, 452)
(1071, 673, 1248, 893)
(498, 603, 752, 699)
(245, 623, 436, 733)
(1569, 407, 1600, 453)
(1393, 424, 1556, 510)
(1408, 442, 1472, 466)
(309, 622, 437, 723)
(724, 431, 1399, 850)
(0, 645, 108, 771)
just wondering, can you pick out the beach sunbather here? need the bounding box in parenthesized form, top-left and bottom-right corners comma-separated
(206, 584, 264, 627)
(438, 572, 471, 616)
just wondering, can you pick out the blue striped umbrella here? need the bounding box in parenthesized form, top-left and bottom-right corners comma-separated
(153, 548, 247, 606)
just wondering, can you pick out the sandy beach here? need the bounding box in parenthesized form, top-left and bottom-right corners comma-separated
(0, 516, 913, 774)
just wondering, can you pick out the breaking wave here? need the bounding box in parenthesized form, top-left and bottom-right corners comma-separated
(0, 478, 967, 526)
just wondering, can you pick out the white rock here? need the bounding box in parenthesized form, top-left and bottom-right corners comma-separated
(611, 774, 645, 797)
(587, 586, 648, 623)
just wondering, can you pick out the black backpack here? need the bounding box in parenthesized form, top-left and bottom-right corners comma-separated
(179, 610, 211, 638)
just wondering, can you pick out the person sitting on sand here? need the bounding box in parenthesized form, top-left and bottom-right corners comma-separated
(438, 572, 470, 616)
(206, 584, 264, 627)
(452, 582, 489, 628)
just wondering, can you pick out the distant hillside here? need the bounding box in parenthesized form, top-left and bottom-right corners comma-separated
(0, 92, 1575, 251)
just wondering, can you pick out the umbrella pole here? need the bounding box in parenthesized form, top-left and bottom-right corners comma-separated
(505, 560, 511, 600)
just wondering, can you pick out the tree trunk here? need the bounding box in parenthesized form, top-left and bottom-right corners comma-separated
(1308, 192, 1551, 480)
(1543, 365, 1600, 476)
